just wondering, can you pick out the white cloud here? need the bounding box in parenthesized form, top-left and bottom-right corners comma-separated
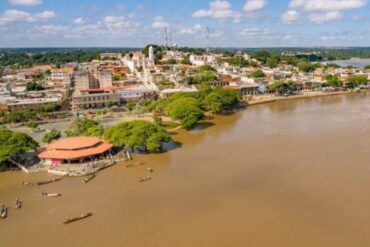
(179, 24, 204, 35)
(192, 0, 242, 21)
(290, 0, 367, 11)
(239, 28, 273, 39)
(102, 16, 132, 30)
(243, 0, 267, 12)
(8, 0, 42, 6)
(152, 16, 169, 29)
(0, 9, 55, 25)
(281, 10, 300, 23)
(309, 11, 342, 23)
(73, 17, 85, 25)
(286, 0, 366, 24)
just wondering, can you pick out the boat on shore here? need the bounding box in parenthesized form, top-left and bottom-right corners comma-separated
(37, 177, 62, 186)
(15, 199, 22, 209)
(64, 212, 93, 224)
(139, 176, 152, 182)
(1, 205, 8, 219)
(83, 174, 96, 183)
(40, 192, 62, 197)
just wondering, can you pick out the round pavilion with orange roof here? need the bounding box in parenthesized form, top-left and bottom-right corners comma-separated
(38, 136, 113, 166)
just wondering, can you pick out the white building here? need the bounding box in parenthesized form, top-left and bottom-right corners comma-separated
(189, 55, 216, 66)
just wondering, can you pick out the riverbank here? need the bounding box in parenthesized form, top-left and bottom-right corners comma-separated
(244, 90, 358, 106)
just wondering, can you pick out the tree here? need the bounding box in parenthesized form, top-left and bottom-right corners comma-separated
(41, 103, 60, 113)
(104, 120, 170, 152)
(180, 58, 191, 65)
(199, 65, 215, 72)
(299, 62, 316, 73)
(166, 97, 204, 129)
(347, 75, 368, 88)
(165, 59, 177, 65)
(125, 102, 136, 111)
(65, 118, 104, 137)
(266, 56, 280, 68)
(203, 87, 240, 113)
(365, 65, 370, 69)
(186, 71, 217, 85)
(269, 81, 296, 95)
(3, 110, 34, 123)
(0, 128, 39, 167)
(26, 81, 44, 91)
(250, 70, 265, 78)
(42, 129, 61, 143)
(27, 121, 38, 129)
(325, 75, 343, 87)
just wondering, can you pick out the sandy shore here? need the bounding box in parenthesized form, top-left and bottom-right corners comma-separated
(243, 90, 357, 106)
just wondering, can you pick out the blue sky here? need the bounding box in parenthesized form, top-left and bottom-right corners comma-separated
(0, 0, 369, 47)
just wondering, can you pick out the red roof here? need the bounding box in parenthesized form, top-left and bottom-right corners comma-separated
(47, 137, 101, 150)
(38, 137, 113, 160)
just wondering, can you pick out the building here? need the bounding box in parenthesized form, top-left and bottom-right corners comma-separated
(116, 87, 157, 103)
(38, 137, 113, 166)
(189, 55, 216, 66)
(98, 70, 113, 88)
(74, 70, 91, 92)
(72, 88, 120, 110)
(51, 69, 71, 81)
(5, 98, 60, 111)
(160, 87, 198, 98)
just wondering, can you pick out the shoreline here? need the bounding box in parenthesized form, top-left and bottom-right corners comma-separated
(243, 90, 362, 106)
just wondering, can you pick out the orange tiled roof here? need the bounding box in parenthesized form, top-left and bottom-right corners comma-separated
(47, 137, 101, 150)
(38, 137, 113, 160)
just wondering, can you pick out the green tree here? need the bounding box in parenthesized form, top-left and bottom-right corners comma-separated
(325, 75, 343, 87)
(266, 56, 280, 68)
(165, 59, 177, 65)
(299, 62, 316, 73)
(0, 128, 39, 167)
(364, 65, 370, 69)
(203, 87, 240, 113)
(26, 81, 44, 91)
(199, 65, 215, 72)
(104, 120, 170, 152)
(3, 110, 34, 123)
(42, 129, 61, 143)
(347, 75, 368, 88)
(269, 81, 296, 95)
(65, 118, 103, 137)
(125, 102, 136, 111)
(166, 97, 204, 129)
(250, 70, 265, 78)
(27, 121, 38, 129)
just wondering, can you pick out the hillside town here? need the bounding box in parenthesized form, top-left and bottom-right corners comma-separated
(1, 47, 370, 114)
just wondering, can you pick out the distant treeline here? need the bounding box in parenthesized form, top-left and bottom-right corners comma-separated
(0, 48, 140, 69)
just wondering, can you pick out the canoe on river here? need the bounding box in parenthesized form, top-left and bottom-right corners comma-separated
(37, 178, 62, 186)
(40, 192, 62, 197)
(64, 212, 93, 224)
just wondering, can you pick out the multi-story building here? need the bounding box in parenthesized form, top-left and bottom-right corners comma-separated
(99, 70, 113, 88)
(74, 70, 90, 92)
(72, 88, 120, 110)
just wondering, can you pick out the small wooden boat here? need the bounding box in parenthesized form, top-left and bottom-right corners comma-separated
(139, 176, 152, 183)
(37, 178, 62, 186)
(64, 212, 93, 224)
(135, 161, 145, 166)
(21, 181, 32, 186)
(83, 174, 96, 183)
(147, 167, 154, 173)
(0, 206, 8, 219)
(40, 192, 62, 197)
(15, 199, 22, 209)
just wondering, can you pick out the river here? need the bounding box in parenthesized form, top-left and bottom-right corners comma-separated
(328, 57, 370, 67)
(1, 92, 370, 247)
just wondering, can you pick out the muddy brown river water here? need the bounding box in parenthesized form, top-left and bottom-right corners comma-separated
(1, 92, 370, 247)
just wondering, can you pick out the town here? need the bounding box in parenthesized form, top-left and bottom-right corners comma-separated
(1, 45, 370, 175)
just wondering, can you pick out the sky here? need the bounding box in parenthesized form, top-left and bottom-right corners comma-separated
(0, 0, 369, 48)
